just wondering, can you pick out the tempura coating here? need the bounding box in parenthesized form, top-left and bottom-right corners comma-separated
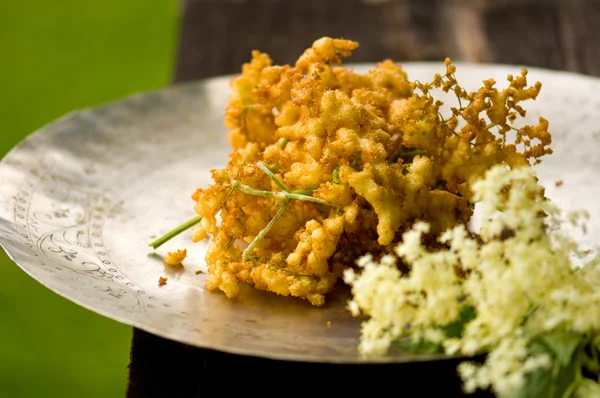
(164, 249, 187, 266)
(191, 37, 552, 306)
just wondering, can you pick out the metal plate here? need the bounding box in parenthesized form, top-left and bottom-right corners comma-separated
(1, 63, 600, 363)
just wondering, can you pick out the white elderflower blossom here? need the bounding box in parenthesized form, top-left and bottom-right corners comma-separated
(380, 254, 397, 267)
(346, 165, 600, 396)
(394, 221, 430, 263)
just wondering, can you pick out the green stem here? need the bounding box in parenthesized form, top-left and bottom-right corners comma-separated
(562, 378, 583, 398)
(455, 88, 463, 109)
(292, 188, 316, 196)
(151, 160, 335, 253)
(231, 181, 336, 207)
(232, 180, 286, 199)
(149, 215, 202, 250)
(222, 158, 248, 206)
(438, 111, 446, 123)
(284, 192, 337, 206)
(278, 137, 289, 149)
(242, 199, 290, 261)
(257, 161, 288, 192)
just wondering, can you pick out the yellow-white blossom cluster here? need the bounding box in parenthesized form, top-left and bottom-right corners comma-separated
(344, 164, 600, 395)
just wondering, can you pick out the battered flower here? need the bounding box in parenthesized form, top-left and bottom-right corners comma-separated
(164, 249, 187, 266)
(191, 37, 551, 306)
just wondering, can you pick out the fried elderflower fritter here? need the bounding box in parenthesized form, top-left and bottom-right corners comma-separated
(164, 249, 187, 267)
(190, 37, 552, 306)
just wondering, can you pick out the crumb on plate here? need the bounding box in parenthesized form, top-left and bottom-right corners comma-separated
(164, 248, 187, 266)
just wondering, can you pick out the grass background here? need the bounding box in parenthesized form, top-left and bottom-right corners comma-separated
(0, 1, 180, 396)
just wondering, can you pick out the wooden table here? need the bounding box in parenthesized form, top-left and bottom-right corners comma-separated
(127, 1, 600, 396)
(174, 0, 600, 80)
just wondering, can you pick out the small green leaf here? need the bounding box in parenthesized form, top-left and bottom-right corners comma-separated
(394, 337, 444, 355)
(499, 358, 553, 398)
(443, 306, 476, 339)
(332, 166, 341, 184)
(502, 334, 585, 398)
(585, 335, 600, 375)
(350, 154, 362, 171)
(539, 331, 584, 367)
(393, 307, 475, 356)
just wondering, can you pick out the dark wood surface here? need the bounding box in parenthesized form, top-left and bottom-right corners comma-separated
(128, 1, 600, 396)
(174, 0, 600, 81)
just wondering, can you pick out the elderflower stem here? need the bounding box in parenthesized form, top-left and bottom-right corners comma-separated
(561, 377, 583, 398)
(150, 159, 335, 254)
(291, 188, 316, 196)
(231, 180, 337, 207)
(149, 215, 202, 250)
(278, 137, 288, 149)
(284, 192, 337, 206)
(257, 161, 289, 191)
(242, 199, 290, 261)
(231, 180, 286, 199)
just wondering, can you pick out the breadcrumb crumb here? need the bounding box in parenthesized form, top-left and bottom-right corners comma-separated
(158, 276, 168, 286)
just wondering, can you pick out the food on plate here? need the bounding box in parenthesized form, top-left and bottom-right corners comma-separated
(148, 36, 600, 397)
(183, 37, 551, 306)
(164, 249, 187, 267)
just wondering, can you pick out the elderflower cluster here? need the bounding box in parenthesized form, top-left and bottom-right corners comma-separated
(344, 165, 600, 395)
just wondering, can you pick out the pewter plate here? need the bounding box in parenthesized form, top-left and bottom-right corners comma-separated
(2, 63, 600, 363)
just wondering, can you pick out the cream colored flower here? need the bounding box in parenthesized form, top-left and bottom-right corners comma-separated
(346, 165, 600, 395)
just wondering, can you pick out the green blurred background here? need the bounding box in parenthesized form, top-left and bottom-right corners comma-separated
(0, 1, 180, 396)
